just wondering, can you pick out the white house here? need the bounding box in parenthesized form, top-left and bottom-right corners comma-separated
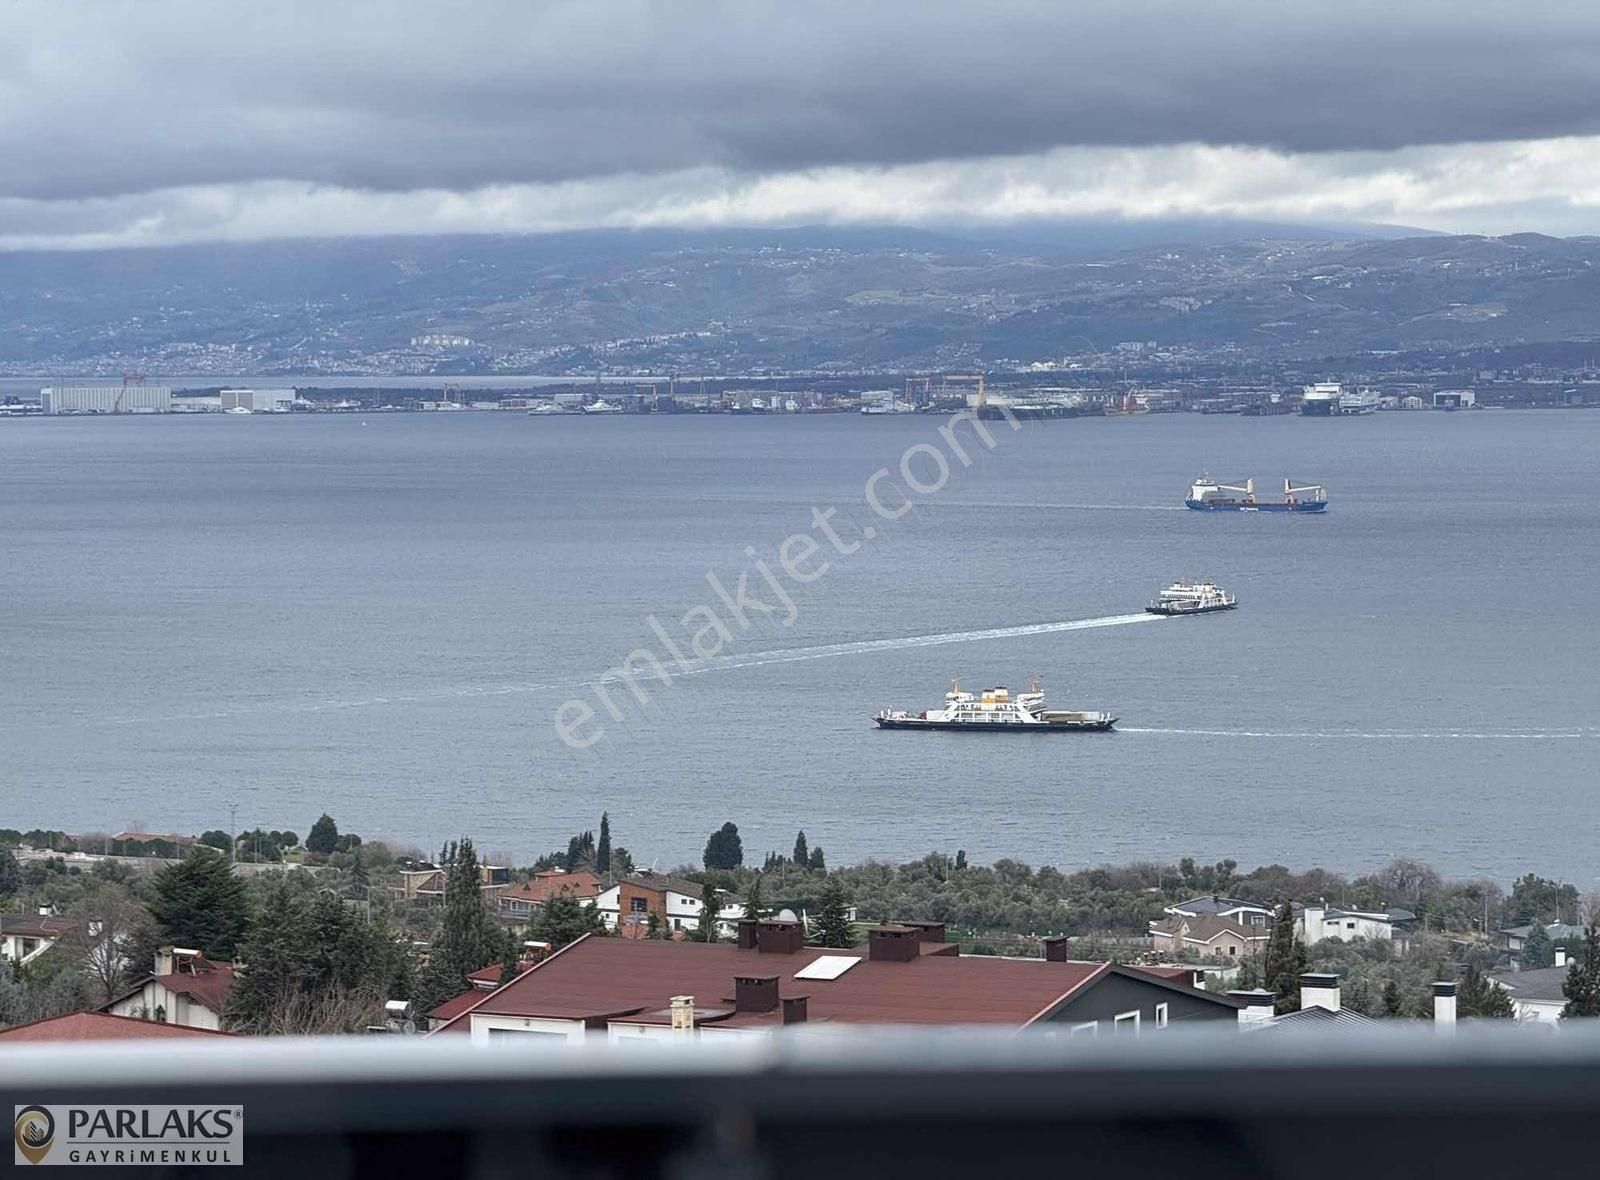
(590, 873, 746, 938)
(0, 910, 76, 966)
(1296, 902, 1416, 949)
(1490, 953, 1573, 1023)
(102, 947, 237, 1031)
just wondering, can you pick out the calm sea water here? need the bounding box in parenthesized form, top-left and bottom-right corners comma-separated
(1, 409, 1596, 883)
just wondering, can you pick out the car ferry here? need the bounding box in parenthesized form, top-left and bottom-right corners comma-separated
(1146, 580, 1238, 615)
(873, 680, 1116, 732)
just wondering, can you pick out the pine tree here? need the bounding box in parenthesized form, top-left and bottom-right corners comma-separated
(1262, 900, 1305, 1015)
(1458, 963, 1514, 1019)
(596, 813, 612, 877)
(149, 848, 251, 960)
(305, 814, 340, 856)
(697, 883, 723, 943)
(808, 847, 825, 872)
(743, 873, 770, 923)
(0, 845, 19, 897)
(1561, 927, 1600, 1019)
(793, 830, 808, 866)
(1521, 922, 1555, 968)
(531, 895, 606, 950)
(812, 877, 855, 948)
(703, 822, 744, 870)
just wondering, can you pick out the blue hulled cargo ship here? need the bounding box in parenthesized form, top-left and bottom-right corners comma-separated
(1186, 474, 1327, 512)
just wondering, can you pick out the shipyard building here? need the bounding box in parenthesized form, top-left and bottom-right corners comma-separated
(40, 385, 173, 414)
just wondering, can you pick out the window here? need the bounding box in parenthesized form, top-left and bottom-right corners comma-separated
(1347, 922, 1357, 929)
(1113, 1011, 1140, 1035)
(629, 897, 648, 913)
(1228, 945, 1236, 955)
(1068, 1021, 1098, 1038)
(1155, 1003, 1169, 1028)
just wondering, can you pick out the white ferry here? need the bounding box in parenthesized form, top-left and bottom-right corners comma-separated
(582, 399, 622, 415)
(873, 680, 1116, 732)
(1146, 580, 1238, 616)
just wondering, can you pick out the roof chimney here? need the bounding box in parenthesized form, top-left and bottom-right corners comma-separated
(1432, 981, 1457, 1031)
(781, 995, 809, 1025)
(1300, 972, 1340, 1012)
(1228, 989, 1277, 1025)
(902, 921, 946, 946)
(733, 974, 780, 1014)
(1301, 901, 1325, 947)
(867, 926, 920, 963)
(755, 920, 803, 955)
(1556, 946, 1568, 969)
(154, 946, 175, 978)
(736, 920, 758, 951)
(669, 995, 695, 1033)
(1043, 936, 1069, 963)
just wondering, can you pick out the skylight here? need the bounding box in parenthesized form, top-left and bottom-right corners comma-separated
(794, 956, 862, 981)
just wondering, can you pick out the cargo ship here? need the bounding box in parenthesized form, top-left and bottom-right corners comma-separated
(1185, 474, 1327, 512)
(873, 680, 1115, 732)
(1146, 579, 1237, 615)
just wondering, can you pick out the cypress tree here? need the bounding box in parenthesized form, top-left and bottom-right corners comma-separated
(1382, 978, 1404, 1017)
(743, 873, 770, 923)
(808, 847, 826, 872)
(697, 883, 723, 943)
(1561, 927, 1600, 1019)
(434, 838, 500, 983)
(1262, 900, 1305, 1015)
(596, 813, 612, 876)
(812, 877, 856, 948)
(793, 830, 808, 866)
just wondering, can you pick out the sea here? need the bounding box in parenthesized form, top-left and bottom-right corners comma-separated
(1, 405, 1596, 883)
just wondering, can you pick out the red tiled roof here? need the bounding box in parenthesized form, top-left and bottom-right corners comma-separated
(104, 957, 238, 1016)
(0, 1011, 233, 1042)
(501, 871, 603, 906)
(0, 914, 76, 939)
(451, 936, 1113, 1029)
(427, 988, 489, 1024)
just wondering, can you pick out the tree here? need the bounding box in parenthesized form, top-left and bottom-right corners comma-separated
(1510, 873, 1580, 925)
(793, 830, 809, 866)
(149, 849, 251, 959)
(1382, 978, 1405, 1017)
(954, 850, 967, 872)
(564, 830, 596, 871)
(530, 895, 606, 950)
(596, 813, 612, 877)
(812, 877, 856, 948)
(704, 823, 744, 871)
(696, 883, 723, 943)
(0, 845, 18, 897)
(1562, 927, 1600, 1019)
(305, 814, 340, 856)
(65, 882, 145, 1005)
(808, 847, 825, 872)
(1262, 900, 1306, 1014)
(743, 874, 771, 923)
(198, 830, 232, 853)
(433, 838, 501, 985)
(1457, 964, 1514, 1019)
(1521, 922, 1556, 969)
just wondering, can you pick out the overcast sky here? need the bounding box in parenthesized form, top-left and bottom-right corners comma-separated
(4, 0, 1600, 249)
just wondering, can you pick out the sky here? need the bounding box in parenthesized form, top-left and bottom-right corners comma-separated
(4, 0, 1600, 250)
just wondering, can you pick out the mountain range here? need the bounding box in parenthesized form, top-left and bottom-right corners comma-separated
(2, 223, 1598, 374)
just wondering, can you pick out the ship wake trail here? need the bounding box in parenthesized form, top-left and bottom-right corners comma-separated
(1120, 727, 1596, 741)
(96, 613, 1160, 726)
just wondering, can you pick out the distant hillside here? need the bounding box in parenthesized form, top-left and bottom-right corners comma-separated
(1, 225, 1596, 374)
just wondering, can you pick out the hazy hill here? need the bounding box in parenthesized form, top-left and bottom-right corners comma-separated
(1, 224, 1596, 373)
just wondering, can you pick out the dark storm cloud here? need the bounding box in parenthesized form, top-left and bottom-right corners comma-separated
(1, 0, 1598, 201)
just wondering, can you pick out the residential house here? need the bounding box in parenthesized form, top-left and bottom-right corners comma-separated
(1500, 923, 1586, 954)
(431, 921, 1245, 1041)
(1296, 901, 1416, 950)
(499, 869, 602, 925)
(1490, 951, 1575, 1023)
(101, 947, 238, 1031)
(1235, 974, 1458, 1030)
(1164, 895, 1275, 927)
(591, 872, 746, 938)
(1148, 914, 1271, 961)
(394, 862, 511, 904)
(0, 909, 76, 967)
(0, 1012, 232, 1043)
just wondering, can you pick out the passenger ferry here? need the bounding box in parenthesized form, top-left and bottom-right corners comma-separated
(1146, 580, 1238, 615)
(873, 680, 1116, 732)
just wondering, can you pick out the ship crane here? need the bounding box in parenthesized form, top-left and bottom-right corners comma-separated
(1216, 477, 1255, 499)
(1284, 479, 1325, 503)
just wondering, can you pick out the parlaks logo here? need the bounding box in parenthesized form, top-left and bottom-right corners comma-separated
(14, 1106, 55, 1165)
(13, 1105, 243, 1166)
